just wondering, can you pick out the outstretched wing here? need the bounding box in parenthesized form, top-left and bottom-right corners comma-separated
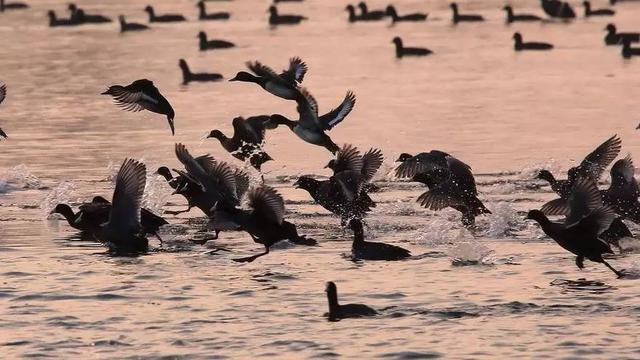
(571, 135, 621, 181)
(395, 151, 449, 180)
(247, 61, 283, 83)
(108, 158, 146, 232)
(248, 186, 285, 225)
(334, 144, 363, 174)
(317, 91, 356, 131)
(360, 148, 384, 182)
(280, 57, 307, 84)
(0, 84, 6, 105)
(566, 177, 604, 227)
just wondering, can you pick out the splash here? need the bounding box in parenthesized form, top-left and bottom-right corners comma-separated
(448, 241, 495, 266)
(479, 202, 521, 237)
(40, 181, 79, 219)
(417, 215, 468, 246)
(0, 164, 41, 192)
(143, 173, 173, 215)
(519, 159, 563, 180)
(484, 182, 517, 195)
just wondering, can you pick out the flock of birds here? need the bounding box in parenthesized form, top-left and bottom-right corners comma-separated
(2, 1, 640, 320)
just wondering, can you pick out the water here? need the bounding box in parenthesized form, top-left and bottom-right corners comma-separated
(2, 0, 640, 358)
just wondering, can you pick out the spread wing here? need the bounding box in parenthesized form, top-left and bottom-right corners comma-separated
(108, 158, 146, 232)
(317, 91, 356, 131)
(103, 85, 157, 112)
(571, 135, 621, 181)
(0, 84, 6, 105)
(334, 144, 363, 174)
(248, 186, 285, 225)
(247, 61, 284, 83)
(395, 152, 449, 179)
(280, 57, 307, 84)
(565, 178, 604, 227)
(360, 148, 384, 182)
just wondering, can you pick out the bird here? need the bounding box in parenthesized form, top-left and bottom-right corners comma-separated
(502, 6, 542, 23)
(349, 219, 410, 261)
(345, 5, 385, 22)
(385, 5, 427, 23)
(0, 84, 8, 139)
(622, 39, 640, 59)
(583, 1, 615, 16)
(179, 59, 223, 84)
(395, 151, 491, 227)
(326, 144, 383, 197)
(268, 5, 307, 26)
(206, 115, 275, 171)
(198, 31, 235, 51)
(269, 89, 356, 154)
(324, 281, 378, 321)
(102, 79, 176, 135)
(68, 4, 112, 23)
(357, 2, 387, 19)
(0, 0, 28, 11)
(47, 10, 77, 27)
(512, 33, 553, 51)
(197, 1, 230, 20)
(211, 185, 316, 263)
(118, 15, 149, 32)
(450, 3, 484, 24)
(144, 5, 186, 23)
(229, 57, 307, 101)
(600, 156, 640, 224)
(51, 196, 168, 235)
(526, 178, 624, 277)
(604, 24, 640, 46)
(541, 0, 576, 19)
(392, 37, 433, 58)
(98, 159, 149, 254)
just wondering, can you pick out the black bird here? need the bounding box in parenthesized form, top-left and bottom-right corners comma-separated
(502, 6, 542, 23)
(604, 24, 640, 46)
(326, 144, 383, 197)
(206, 115, 274, 171)
(392, 37, 433, 58)
(0, 0, 28, 11)
(144, 5, 186, 23)
(198, 31, 235, 51)
(513, 32, 553, 51)
(269, 89, 356, 154)
(119, 15, 149, 32)
(450, 3, 484, 23)
(583, 1, 615, 16)
(622, 39, 640, 59)
(179, 59, 223, 84)
(349, 219, 410, 261)
(345, 4, 385, 22)
(537, 135, 622, 206)
(385, 5, 427, 23)
(541, 0, 576, 19)
(68, 4, 112, 23)
(52, 196, 168, 235)
(601, 156, 640, 224)
(268, 5, 307, 26)
(324, 281, 378, 322)
(212, 185, 316, 263)
(396, 151, 491, 226)
(98, 159, 149, 254)
(0, 84, 7, 139)
(102, 79, 176, 135)
(229, 57, 307, 101)
(197, 0, 230, 20)
(526, 178, 623, 277)
(357, 2, 387, 19)
(48, 10, 77, 27)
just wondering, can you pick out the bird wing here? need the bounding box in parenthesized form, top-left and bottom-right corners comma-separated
(233, 168, 251, 200)
(572, 135, 622, 181)
(570, 206, 616, 237)
(195, 154, 217, 172)
(246, 61, 284, 83)
(280, 57, 307, 84)
(331, 170, 363, 202)
(394, 152, 449, 180)
(233, 116, 263, 144)
(174, 143, 214, 191)
(540, 198, 570, 216)
(108, 158, 146, 232)
(565, 178, 604, 227)
(610, 154, 635, 184)
(0, 84, 6, 105)
(334, 144, 363, 174)
(208, 161, 238, 201)
(296, 87, 320, 129)
(446, 156, 477, 195)
(248, 186, 285, 225)
(317, 91, 356, 131)
(416, 181, 462, 211)
(360, 148, 384, 182)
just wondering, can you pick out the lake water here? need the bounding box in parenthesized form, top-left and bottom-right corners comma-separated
(2, 0, 640, 358)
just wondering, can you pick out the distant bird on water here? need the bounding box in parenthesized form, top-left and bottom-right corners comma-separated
(583, 1, 615, 16)
(357, 2, 387, 19)
(527, 178, 624, 277)
(450, 3, 484, 24)
(345, 4, 385, 22)
(0, 84, 8, 139)
(385, 5, 427, 23)
(179, 59, 223, 84)
(144, 5, 186, 23)
(198, 31, 235, 51)
(512, 32, 553, 51)
(392, 37, 433, 58)
(119, 15, 149, 32)
(622, 39, 640, 59)
(502, 6, 542, 23)
(269, 89, 356, 153)
(68, 3, 112, 23)
(268, 5, 307, 26)
(197, 0, 230, 20)
(0, 0, 28, 11)
(324, 281, 378, 321)
(47, 10, 77, 27)
(229, 57, 307, 101)
(541, 0, 576, 19)
(102, 79, 176, 135)
(604, 24, 640, 46)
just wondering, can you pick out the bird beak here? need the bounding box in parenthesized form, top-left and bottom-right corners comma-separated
(168, 118, 175, 136)
(228, 76, 238, 82)
(292, 180, 300, 188)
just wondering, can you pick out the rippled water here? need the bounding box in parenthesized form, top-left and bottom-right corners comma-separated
(2, 0, 640, 358)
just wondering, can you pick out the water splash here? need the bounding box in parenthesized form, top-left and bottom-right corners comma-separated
(448, 241, 495, 266)
(143, 173, 173, 215)
(40, 181, 79, 219)
(479, 202, 521, 238)
(519, 159, 563, 180)
(0, 164, 41, 192)
(417, 215, 468, 246)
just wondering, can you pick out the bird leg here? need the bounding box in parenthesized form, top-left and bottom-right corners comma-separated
(154, 232, 164, 246)
(164, 206, 192, 215)
(232, 245, 270, 263)
(575, 255, 585, 269)
(601, 259, 625, 278)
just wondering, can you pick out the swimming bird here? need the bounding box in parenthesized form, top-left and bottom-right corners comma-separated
(119, 15, 149, 32)
(513, 32, 553, 51)
(526, 178, 623, 277)
(583, 1, 615, 16)
(98, 159, 149, 254)
(68, 4, 112, 23)
(48, 10, 77, 27)
(622, 39, 640, 59)
(206, 115, 274, 171)
(541, 0, 576, 19)
(450, 3, 484, 24)
(325, 281, 378, 321)
(179, 59, 223, 84)
(345, 4, 384, 22)
(229, 57, 307, 101)
(102, 79, 176, 135)
(395, 151, 491, 226)
(604, 24, 640, 46)
(392, 37, 433, 58)
(357, 2, 387, 19)
(268, 5, 307, 26)
(385, 5, 427, 23)
(269, 89, 356, 154)
(197, 1, 230, 20)
(502, 5, 542, 23)
(212, 185, 316, 262)
(144, 5, 186, 23)
(0, 0, 28, 11)
(0, 84, 7, 139)
(198, 31, 235, 51)
(349, 219, 410, 261)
